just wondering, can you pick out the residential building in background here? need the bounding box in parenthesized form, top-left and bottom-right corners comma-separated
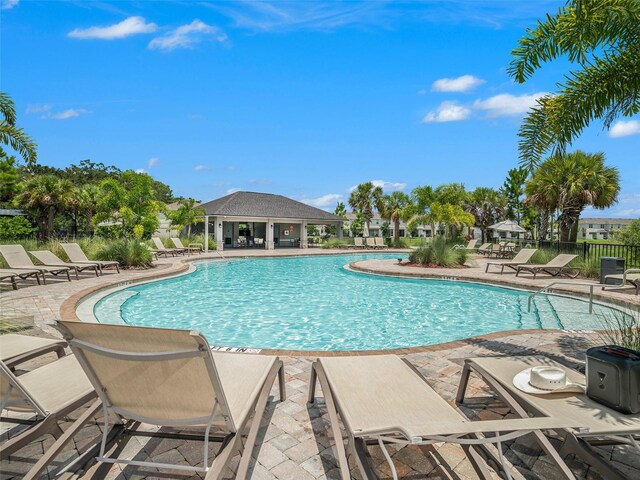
(577, 218, 635, 240)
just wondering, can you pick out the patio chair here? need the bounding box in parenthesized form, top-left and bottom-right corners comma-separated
(0, 354, 97, 478)
(60, 243, 120, 274)
(603, 268, 640, 295)
(485, 248, 538, 274)
(308, 355, 577, 480)
(0, 244, 71, 283)
(170, 237, 202, 254)
(29, 250, 100, 279)
(0, 333, 66, 369)
(151, 236, 185, 256)
(457, 356, 640, 480)
(353, 237, 365, 249)
(374, 237, 389, 249)
(54, 321, 286, 479)
(515, 254, 578, 279)
(454, 239, 478, 250)
(477, 243, 493, 255)
(365, 237, 377, 249)
(0, 268, 42, 290)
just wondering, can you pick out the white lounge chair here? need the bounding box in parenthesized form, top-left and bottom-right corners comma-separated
(29, 250, 100, 279)
(60, 243, 120, 274)
(170, 237, 202, 254)
(365, 237, 377, 249)
(374, 237, 389, 249)
(309, 355, 577, 480)
(458, 356, 640, 480)
(55, 321, 285, 479)
(353, 237, 365, 249)
(0, 245, 71, 283)
(151, 237, 184, 256)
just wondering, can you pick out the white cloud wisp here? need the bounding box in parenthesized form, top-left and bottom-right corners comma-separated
(69, 16, 157, 40)
(609, 120, 640, 138)
(149, 20, 228, 51)
(422, 101, 471, 123)
(432, 75, 485, 93)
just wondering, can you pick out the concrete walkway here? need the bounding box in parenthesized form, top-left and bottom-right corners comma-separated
(1, 249, 639, 480)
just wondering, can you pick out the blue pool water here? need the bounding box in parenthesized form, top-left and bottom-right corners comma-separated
(93, 254, 628, 351)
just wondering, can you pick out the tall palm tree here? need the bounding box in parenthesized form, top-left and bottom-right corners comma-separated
(348, 182, 383, 237)
(525, 151, 620, 242)
(17, 175, 74, 240)
(379, 192, 411, 243)
(464, 188, 506, 243)
(509, 0, 640, 168)
(0, 92, 38, 166)
(169, 198, 204, 237)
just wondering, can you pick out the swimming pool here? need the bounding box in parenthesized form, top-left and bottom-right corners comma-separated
(92, 253, 628, 351)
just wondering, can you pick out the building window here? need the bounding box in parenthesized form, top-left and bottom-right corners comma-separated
(600, 224, 606, 229)
(588, 224, 593, 228)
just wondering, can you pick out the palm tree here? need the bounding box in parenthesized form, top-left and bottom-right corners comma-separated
(510, 0, 640, 168)
(379, 192, 411, 244)
(169, 198, 204, 237)
(525, 151, 620, 242)
(409, 202, 474, 240)
(0, 92, 38, 166)
(464, 188, 506, 243)
(17, 175, 74, 240)
(348, 182, 383, 237)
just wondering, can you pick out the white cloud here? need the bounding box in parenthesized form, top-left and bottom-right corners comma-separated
(147, 157, 159, 168)
(194, 165, 210, 171)
(616, 208, 640, 217)
(248, 178, 273, 186)
(432, 75, 485, 93)
(473, 92, 548, 117)
(301, 194, 343, 208)
(1, 0, 19, 10)
(226, 188, 242, 195)
(148, 20, 227, 51)
(609, 120, 640, 138)
(422, 101, 471, 123)
(50, 108, 89, 120)
(26, 104, 51, 114)
(68, 16, 157, 40)
(348, 180, 406, 193)
(135, 168, 146, 174)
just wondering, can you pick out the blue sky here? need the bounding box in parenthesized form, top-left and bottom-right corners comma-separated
(2, 0, 639, 218)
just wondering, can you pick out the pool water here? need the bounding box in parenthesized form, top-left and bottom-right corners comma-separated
(93, 254, 628, 351)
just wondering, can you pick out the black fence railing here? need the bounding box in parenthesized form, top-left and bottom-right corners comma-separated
(492, 238, 640, 268)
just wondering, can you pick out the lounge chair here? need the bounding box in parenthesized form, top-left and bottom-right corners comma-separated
(454, 239, 478, 250)
(170, 237, 202, 254)
(515, 254, 578, 279)
(0, 244, 71, 283)
(308, 355, 577, 480)
(151, 236, 184, 256)
(485, 248, 538, 274)
(54, 321, 285, 479)
(603, 268, 640, 295)
(353, 237, 365, 249)
(477, 243, 493, 255)
(374, 237, 388, 249)
(0, 354, 97, 479)
(60, 242, 120, 274)
(365, 237, 376, 249)
(0, 334, 66, 369)
(457, 356, 640, 480)
(0, 268, 42, 290)
(29, 250, 100, 279)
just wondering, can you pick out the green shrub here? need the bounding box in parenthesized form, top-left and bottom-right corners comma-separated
(596, 309, 640, 352)
(573, 256, 600, 278)
(96, 239, 154, 268)
(0, 216, 37, 239)
(321, 239, 352, 249)
(408, 236, 466, 267)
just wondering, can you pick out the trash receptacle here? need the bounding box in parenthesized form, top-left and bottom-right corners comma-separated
(600, 256, 625, 284)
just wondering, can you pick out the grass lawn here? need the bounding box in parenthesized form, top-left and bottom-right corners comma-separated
(0, 320, 31, 334)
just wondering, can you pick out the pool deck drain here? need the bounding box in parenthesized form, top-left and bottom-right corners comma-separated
(1, 248, 639, 479)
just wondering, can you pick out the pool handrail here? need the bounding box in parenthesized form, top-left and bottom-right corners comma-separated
(527, 280, 595, 314)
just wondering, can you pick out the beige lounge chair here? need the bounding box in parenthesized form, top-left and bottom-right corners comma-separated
(151, 236, 184, 256)
(0, 334, 66, 369)
(55, 321, 285, 479)
(309, 355, 577, 480)
(603, 268, 640, 295)
(457, 356, 640, 480)
(0, 268, 42, 290)
(353, 237, 365, 249)
(485, 248, 538, 274)
(60, 242, 120, 274)
(515, 254, 578, 279)
(365, 237, 376, 249)
(29, 250, 100, 279)
(454, 239, 478, 250)
(477, 243, 492, 255)
(0, 354, 97, 480)
(0, 244, 71, 283)
(374, 237, 388, 249)
(170, 237, 202, 254)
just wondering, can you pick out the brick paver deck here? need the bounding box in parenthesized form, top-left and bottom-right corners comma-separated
(1, 248, 639, 479)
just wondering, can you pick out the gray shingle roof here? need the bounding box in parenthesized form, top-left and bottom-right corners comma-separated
(199, 192, 344, 222)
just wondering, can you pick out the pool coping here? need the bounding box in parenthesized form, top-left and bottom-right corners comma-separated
(61, 252, 639, 357)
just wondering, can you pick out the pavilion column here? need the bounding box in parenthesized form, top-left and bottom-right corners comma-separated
(337, 222, 343, 239)
(204, 216, 209, 252)
(215, 217, 224, 251)
(266, 219, 275, 250)
(301, 221, 308, 248)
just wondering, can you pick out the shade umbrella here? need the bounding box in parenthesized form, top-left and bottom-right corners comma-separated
(488, 220, 527, 233)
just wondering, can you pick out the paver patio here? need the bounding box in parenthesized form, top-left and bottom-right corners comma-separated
(1, 248, 639, 479)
